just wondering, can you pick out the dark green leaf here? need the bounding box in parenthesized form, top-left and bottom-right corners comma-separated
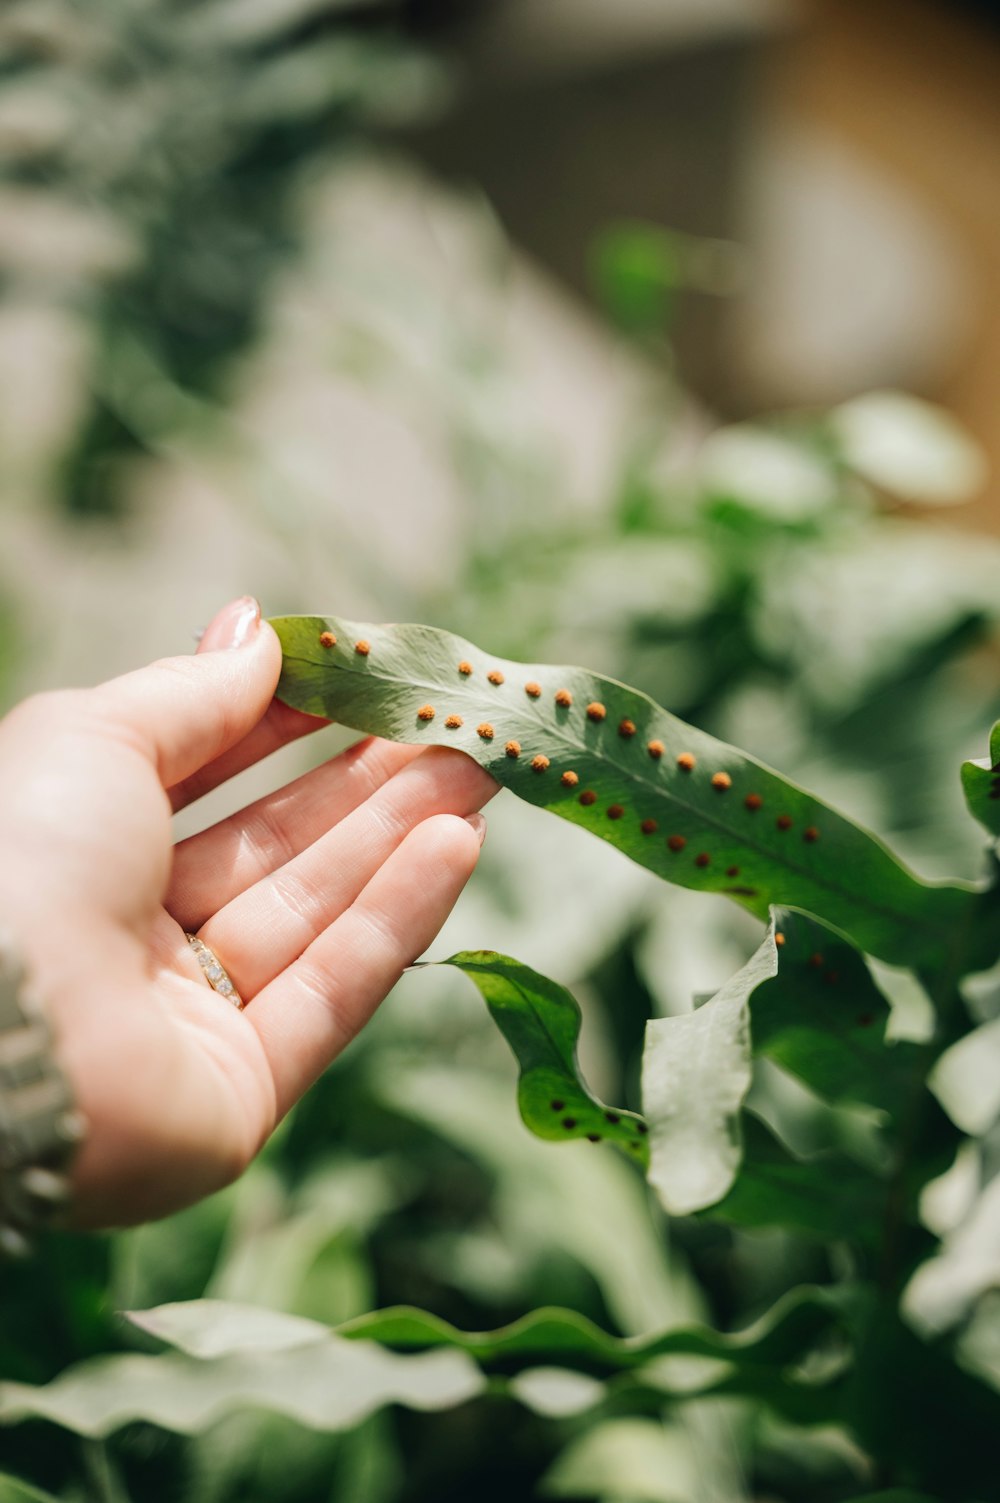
(271, 614, 990, 972)
(427, 951, 647, 1164)
(709, 1116, 886, 1248)
(961, 720, 1000, 838)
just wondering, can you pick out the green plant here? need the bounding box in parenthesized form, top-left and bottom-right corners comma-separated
(7, 613, 1000, 1502)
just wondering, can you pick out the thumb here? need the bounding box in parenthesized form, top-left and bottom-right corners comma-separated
(94, 597, 283, 790)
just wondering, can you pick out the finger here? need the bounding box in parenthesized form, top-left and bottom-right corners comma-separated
(169, 697, 327, 812)
(167, 735, 422, 930)
(198, 748, 496, 998)
(92, 598, 282, 790)
(248, 812, 485, 1117)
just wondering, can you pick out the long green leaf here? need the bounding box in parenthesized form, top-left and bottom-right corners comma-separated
(961, 720, 1000, 838)
(425, 952, 648, 1165)
(0, 1342, 483, 1438)
(271, 614, 989, 971)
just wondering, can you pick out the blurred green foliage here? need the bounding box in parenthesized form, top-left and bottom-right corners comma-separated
(3, 5, 1000, 1502)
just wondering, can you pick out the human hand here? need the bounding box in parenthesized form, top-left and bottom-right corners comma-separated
(0, 598, 496, 1229)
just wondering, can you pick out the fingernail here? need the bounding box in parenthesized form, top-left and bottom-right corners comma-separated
(465, 812, 487, 846)
(197, 597, 261, 652)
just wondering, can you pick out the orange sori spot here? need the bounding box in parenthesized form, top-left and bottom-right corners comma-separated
(676, 752, 696, 772)
(618, 718, 637, 738)
(505, 740, 521, 758)
(745, 793, 763, 811)
(776, 814, 793, 831)
(711, 771, 732, 791)
(445, 714, 463, 729)
(641, 818, 658, 835)
(561, 770, 579, 787)
(487, 669, 505, 685)
(354, 640, 370, 656)
(579, 789, 597, 806)
(726, 865, 739, 877)
(803, 826, 820, 843)
(667, 834, 687, 852)
(417, 705, 435, 721)
(555, 688, 573, 707)
(647, 740, 665, 760)
(477, 723, 494, 740)
(774, 932, 786, 946)
(458, 660, 473, 675)
(586, 702, 607, 722)
(524, 681, 542, 698)
(607, 804, 625, 820)
(808, 952, 824, 969)
(531, 754, 550, 772)
(319, 630, 337, 648)
(694, 852, 711, 868)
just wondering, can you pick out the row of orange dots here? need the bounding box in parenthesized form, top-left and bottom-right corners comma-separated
(326, 638, 821, 850)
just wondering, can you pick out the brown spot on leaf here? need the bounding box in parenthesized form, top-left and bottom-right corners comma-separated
(562, 1117, 577, 1131)
(579, 790, 597, 806)
(524, 681, 542, 697)
(694, 852, 711, 867)
(586, 702, 607, 722)
(604, 1111, 620, 1124)
(711, 771, 732, 791)
(505, 740, 521, 758)
(776, 814, 793, 831)
(667, 834, 687, 852)
(804, 826, 820, 843)
(726, 865, 740, 877)
(857, 1013, 874, 1029)
(677, 752, 696, 772)
(587, 1133, 602, 1143)
(555, 688, 573, 707)
(647, 740, 665, 760)
(745, 793, 763, 811)
(487, 669, 505, 685)
(641, 818, 658, 835)
(607, 804, 625, 820)
(445, 714, 463, 729)
(561, 770, 579, 787)
(417, 705, 435, 721)
(531, 754, 550, 772)
(354, 640, 370, 656)
(808, 952, 824, 969)
(477, 723, 494, 741)
(775, 932, 785, 946)
(319, 631, 337, 648)
(618, 718, 637, 738)
(550, 1100, 565, 1111)
(458, 660, 473, 675)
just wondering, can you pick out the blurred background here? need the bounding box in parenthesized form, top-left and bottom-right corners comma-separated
(2, 1, 1000, 1499)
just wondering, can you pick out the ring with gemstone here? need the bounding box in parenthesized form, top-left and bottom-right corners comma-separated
(185, 934, 245, 1010)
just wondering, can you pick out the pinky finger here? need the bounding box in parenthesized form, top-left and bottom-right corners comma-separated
(247, 811, 486, 1119)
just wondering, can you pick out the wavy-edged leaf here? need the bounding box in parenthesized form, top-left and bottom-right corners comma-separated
(961, 720, 1000, 838)
(425, 951, 648, 1164)
(336, 1284, 844, 1375)
(0, 1341, 483, 1438)
(120, 1287, 848, 1424)
(640, 926, 768, 1215)
(271, 614, 988, 972)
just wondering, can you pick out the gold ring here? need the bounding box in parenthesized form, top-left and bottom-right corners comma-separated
(185, 934, 245, 1010)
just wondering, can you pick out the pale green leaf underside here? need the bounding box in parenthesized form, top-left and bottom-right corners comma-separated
(271, 615, 987, 971)
(641, 922, 772, 1214)
(426, 951, 648, 1165)
(0, 1340, 482, 1438)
